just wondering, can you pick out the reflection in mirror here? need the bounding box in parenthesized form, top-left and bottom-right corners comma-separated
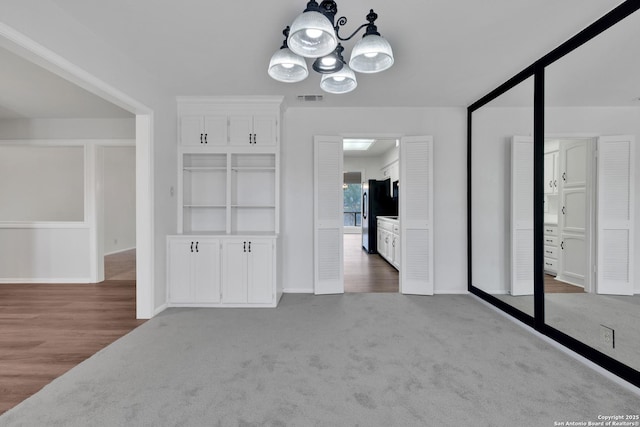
(544, 8, 640, 371)
(471, 76, 534, 316)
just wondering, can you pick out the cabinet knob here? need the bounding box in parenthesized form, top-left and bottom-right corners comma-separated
(248, 241, 252, 252)
(195, 241, 199, 252)
(204, 134, 208, 144)
(200, 133, 203, 144)
(561, 241, 564, 250)
(190, 242, 194, 252)
(562, 172, 566, 182)
(248, 134, 251, 144)
(253, 133, 257, 144)
(243, 241, 246, 252)
(562, 206, 566, 215)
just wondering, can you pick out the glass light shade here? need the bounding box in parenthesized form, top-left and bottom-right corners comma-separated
(268, 48, 309, 82)
(312, 53, 343, 74)
(288, 11, 338, 58)
(320, 64, 357, 94)
(349, 34, 394, 73)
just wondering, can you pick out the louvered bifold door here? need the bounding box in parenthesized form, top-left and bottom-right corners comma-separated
(314, 136, 344, 294)
(400, 136, 434, 295)
(510, 137, 534, 296)
(597, 135, 635, 295)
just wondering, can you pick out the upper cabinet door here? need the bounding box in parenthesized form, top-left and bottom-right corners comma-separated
(180, 116, 205, 146)
(228, 115, 253, 146)
(203, 115, 228, 146)
(252, 115, 278, 146)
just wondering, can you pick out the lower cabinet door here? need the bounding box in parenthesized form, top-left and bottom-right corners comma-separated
(247, 239, 274, 304)
(192, 239, 221, 303)
(168, 239, 193, 303)
(222, 240, 248, 303)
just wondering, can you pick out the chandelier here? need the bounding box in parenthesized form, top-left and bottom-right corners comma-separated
(268, 0, 394, 94)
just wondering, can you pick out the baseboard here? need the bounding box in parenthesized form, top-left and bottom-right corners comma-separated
(0, 278, 93, 284)
(435, 289, 470, 295)
(283, 288, 314, 294)
(104, 246, 136, 256)
(153, 303, 168, 317)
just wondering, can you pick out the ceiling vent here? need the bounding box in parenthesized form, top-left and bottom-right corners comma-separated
(297, 95, 324, 102)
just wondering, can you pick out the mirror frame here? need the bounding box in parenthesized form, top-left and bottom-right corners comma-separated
(467, 0, 640, 387)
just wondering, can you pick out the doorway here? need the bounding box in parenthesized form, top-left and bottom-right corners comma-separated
(342, 168, 399, 293)
(342, 139, 399, 293)
(543, 137, 594, 294)
(314, 135, 434, 296)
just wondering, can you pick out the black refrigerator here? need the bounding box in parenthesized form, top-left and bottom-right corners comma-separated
(361, 179, 396, 253)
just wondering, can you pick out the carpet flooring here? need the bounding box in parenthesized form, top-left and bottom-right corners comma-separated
(1, 294, 638, 426)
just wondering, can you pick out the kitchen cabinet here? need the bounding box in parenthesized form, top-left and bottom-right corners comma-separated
(543, 224, 558, 274)
(377, 216, 399, 270)
(382, 160, 399, 183)
(544, 151, 559, 195)
(222, 238, 275, 304)
(180, 115, 228, 146)
(167, 237, 221, 304)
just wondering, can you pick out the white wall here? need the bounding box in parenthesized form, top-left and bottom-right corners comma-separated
(0, 118, 134, 139)
(343, 156, 384, 182)
(282, 107, 467, 294)
(103, 146, 136, 254)
(0, 145, 84, 221)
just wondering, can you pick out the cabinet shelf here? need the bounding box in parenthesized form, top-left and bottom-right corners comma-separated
(184, 167, 227, 172)
(231, 204, 276, 209)
(231, 166, 276, 172)
(184, 204, 227, 208)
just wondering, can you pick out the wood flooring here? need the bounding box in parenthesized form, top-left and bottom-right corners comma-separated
(344, 233, 399, 293)
(0, 250, 142, 415)
(544, 274, 585, 293)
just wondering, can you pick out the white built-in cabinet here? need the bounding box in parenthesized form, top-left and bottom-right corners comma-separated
(543, 224, 558, 274)
(222, 238, 275, 304)
(168, 97, 283, 307)
(377, 217, 400, 270)
(544, 151, 559, 194)
(167, 237, 221, 303)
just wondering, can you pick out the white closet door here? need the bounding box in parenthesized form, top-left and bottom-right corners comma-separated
(399, 136, 433, 295)
(314, 136, 344, 295)
(597, 135, 635, 295)
(510, 137, 534, 296)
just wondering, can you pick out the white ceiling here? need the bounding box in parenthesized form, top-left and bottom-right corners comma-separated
(344, 139, 396, 158)
(0, 0, 635, 118)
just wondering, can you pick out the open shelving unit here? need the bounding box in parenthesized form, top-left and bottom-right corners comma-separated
(179, 151, 279, 235)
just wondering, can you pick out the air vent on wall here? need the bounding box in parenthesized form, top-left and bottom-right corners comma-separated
(297, 95, 324, 102)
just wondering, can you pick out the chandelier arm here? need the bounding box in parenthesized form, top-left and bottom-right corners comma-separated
(335, 21, 370, 41)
